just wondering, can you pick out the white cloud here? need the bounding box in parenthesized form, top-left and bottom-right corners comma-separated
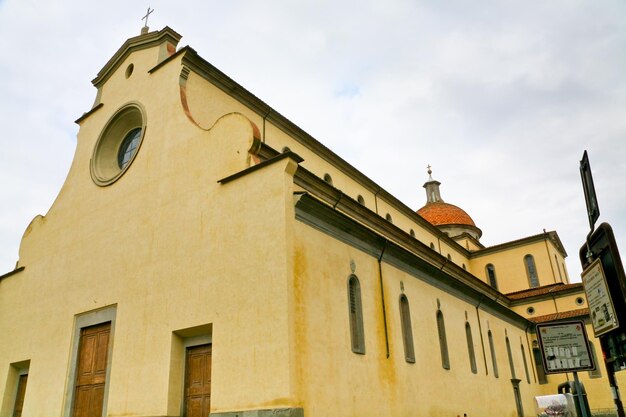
(1, 0, 625, 282)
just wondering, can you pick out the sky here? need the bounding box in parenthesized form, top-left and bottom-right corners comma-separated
(1, 1, 625, 282)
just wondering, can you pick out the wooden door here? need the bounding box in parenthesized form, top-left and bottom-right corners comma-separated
(184, 344, 212, 417)
(12, 374, 28, 417)
(72, 322, 111, 417)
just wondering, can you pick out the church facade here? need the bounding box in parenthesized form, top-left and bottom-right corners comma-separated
(0, 26, 623, 417)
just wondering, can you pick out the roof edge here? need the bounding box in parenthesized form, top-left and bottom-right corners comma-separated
(92, 26, 182, 88)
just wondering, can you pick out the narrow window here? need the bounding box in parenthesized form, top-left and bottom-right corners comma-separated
(486, 264, 498, 289)
(357, 195, 365, 205)
(524, 255, 539, 288)
(588, 343, 602, 378)
(446, 254, 452, 261)
(13, 374, 28, 417)
(323, 173, 333, 185)
(437, 310, 450, 369)
(488, 330, 499, 378)
(521, 344, 531, 383)
(409, 229, 416, 238)
(465, 322, 477, 374)
(430, 242, 435, 250)
(399, 295, 415, 363)
(348, 275, 365, 354)
(385, 213, 393, 223)
(506, 336, 516, 379)
(533, 347, 547, 384)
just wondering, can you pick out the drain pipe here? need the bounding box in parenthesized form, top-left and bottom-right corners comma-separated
(475, 295, 489, 375)
(332, 192, 343, 209)
(378, 240, 390, 358)
(262, 108, 271, 143)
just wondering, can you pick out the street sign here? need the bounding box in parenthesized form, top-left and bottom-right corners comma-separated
(582, 258, 620, 336)
(580, 223, 626, 334)
(536, 321, 596, 374)
(580, 150, 600, 230)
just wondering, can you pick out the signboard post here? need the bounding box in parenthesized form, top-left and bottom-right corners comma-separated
(582, 258, 620, 336)
(536, 321, 595, 374)
(578, 151, 626, 417)
(536, 321, 594, 417)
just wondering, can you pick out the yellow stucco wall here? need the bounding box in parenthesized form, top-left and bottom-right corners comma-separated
(291, 219, 543, 417)
(0, 39, 300, 416)
(470, 240, 567, 294)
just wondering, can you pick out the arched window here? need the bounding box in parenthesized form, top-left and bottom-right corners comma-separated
(486, 264, 498, 289)
(348, 275, 365, 354)
(524, 255, 539, 288)
(323, 173, 333, 185)
(399, 295, 415, 363)
(521, 343, 531, 383)
(437, 310, 450, 369)
(357, 195, 365, 205)
(506, 336, 516, 379)
(488, 330, 499, 378)
(385, 213, 393, 223)
(430, 242, 435, 250)
(465, 322, 477, 374)
(409, 229, 416, 238)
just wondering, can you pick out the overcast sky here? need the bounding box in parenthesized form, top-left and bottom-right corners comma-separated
(1, 1, 625, 282)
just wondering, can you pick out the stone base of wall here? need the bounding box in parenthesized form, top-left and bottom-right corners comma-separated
(210, 408, 304, 417)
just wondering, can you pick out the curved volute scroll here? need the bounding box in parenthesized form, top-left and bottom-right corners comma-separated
(179, 66, 262, 162)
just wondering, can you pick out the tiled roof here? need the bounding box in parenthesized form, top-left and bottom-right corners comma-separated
(417, 202, 476, 227)
(529, 308, 589, 323)
(506, 283, 583, 300)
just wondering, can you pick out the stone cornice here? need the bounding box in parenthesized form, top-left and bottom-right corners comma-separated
(294, 192, 531, 329)
(470, 231, 567, 258)
(0, 266, 25, 282)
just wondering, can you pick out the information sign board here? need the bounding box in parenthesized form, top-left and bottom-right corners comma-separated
(582, 258, 620, 337)
(536, 321, 595, 374)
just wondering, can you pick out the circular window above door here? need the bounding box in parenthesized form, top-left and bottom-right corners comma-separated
(90, 102, 146, 186)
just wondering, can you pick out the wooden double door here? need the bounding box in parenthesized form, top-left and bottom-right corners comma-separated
(72, 322, 110, 417)
(184, 344, 212, 417)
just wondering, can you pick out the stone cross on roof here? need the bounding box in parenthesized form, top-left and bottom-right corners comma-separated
(141, 7, 154, 34)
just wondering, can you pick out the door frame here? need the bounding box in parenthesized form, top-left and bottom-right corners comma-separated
(180, 335, 212, 417)
(63, 305, 116, 417)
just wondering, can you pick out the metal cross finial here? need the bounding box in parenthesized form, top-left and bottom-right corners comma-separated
(141, 7, 154, 29)
(427, 164, 433, 180)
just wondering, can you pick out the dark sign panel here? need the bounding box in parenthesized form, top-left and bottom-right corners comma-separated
(580, 150, 600, 230)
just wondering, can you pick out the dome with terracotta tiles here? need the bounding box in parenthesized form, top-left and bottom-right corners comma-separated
(417, 201, 476, 227)
(417, 168, 482, 240)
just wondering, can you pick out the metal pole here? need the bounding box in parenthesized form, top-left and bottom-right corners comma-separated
(606, 366, 626, 417)
(573, 371, 590, 417)
(601, 331, 626, 417)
